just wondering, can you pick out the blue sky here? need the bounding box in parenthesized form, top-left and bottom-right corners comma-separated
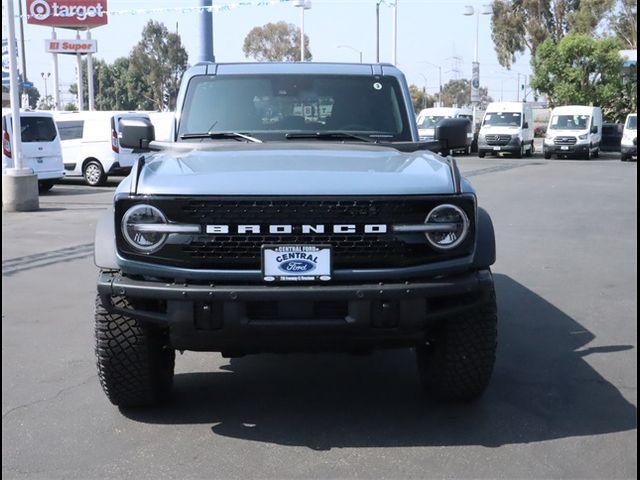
(14, 0, 533, 105)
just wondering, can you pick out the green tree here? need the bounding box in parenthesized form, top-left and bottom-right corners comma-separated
(22, 86, 40, 109)
(608, 0, 637, 48)
(409, 85, 436, 113)
(128, 20, 189, 110)
(490, 0, 615, 69)
(440, 79, 492, 109)
(530, 34, 636, 122)
(36, 95, 54, 110)
(243, 22, 311, 62)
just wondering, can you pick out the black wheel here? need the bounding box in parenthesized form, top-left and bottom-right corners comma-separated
(544, 153, 552, 159)
(593, 148, 600, 158)
(514, 145, 524, 159)
(584, 146, 592, 160)
(38, 180, 56, 193)
(83, 160, 107, 186)
(416, 285, 498, 401)
(526, 143, 533, 157)
(621, 154, 629, 162)
(478, 151, 486, 158)
(95, 294, 175, 407)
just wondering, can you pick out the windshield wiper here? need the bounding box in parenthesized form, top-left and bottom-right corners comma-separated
(180, 132, 263, 143)
(285, 132, 376, 143)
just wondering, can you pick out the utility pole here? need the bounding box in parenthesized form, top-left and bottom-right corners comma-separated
(376, 1, 380, 63)
(17, 0, 27, 82)
(392, 0, 398, 65)
(2, 0, 39, 212)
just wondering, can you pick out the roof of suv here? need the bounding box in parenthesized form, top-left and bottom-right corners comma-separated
(191, 61, 403, 78)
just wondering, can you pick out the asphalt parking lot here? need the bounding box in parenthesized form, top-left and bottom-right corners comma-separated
(2, 149, 637, 479)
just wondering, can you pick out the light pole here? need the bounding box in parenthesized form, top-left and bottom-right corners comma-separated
(420, 61, 442, 107)
(392, 0, 398, 65)
(293, 0, 312, 62)
(41, 72, 51, 99)
(338, 45, 363, 63)
(463, 4, 492, 128)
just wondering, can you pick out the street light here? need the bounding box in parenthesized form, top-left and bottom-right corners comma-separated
(463, 4, 492, 127)
(41, 72, 51, 99)
(337, 45, 363, 63)
(293, 0, 312, 62)
(419, 61, 442, 107)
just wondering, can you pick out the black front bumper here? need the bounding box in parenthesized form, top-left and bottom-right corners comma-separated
(544, 144, 590, 155)
(621, 145, 637, 156)
(97, 270, 494, 353)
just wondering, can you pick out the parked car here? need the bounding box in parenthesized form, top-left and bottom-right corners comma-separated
(93, 62, 498, 408)
(53, 111, 151, 186)
(543, 105, 603, 160)
(600, 123, 623, 152)
(477, 102, 534, 158)
(1, 109, 65, 192)
(621, 113, 637, 162)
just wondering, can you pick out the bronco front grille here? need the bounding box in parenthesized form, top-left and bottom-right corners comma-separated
(115, 196, 476, 270)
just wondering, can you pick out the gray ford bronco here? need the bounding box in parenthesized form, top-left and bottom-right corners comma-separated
(94, 62, 497, 407)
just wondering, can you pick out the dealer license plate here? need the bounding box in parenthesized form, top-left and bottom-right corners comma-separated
(262, 245, 332, 282)
(493, 146, 501, 151)
(561, 146, 570, 150)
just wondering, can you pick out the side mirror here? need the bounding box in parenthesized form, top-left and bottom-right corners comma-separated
(523, 122, 529, 129)
(591, 125, 599, 134)
(434, 118, 472, 155)
(119, 117, 155, 150)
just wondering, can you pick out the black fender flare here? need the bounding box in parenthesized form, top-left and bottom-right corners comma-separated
(473, 207, 496, 268)
(94, 208, 119, 270)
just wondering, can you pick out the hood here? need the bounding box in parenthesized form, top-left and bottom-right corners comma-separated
(126, 142, 455, 196)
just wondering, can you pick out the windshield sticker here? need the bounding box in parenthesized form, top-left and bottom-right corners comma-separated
(373, 82, 383, 90)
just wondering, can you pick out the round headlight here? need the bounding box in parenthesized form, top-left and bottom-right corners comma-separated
(425, 204, 470, 250)
(121, 204, 168, 253)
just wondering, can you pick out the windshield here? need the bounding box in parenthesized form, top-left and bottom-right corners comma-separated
(550, 114, 590, 130)
(19, 117, 58, 142)
(482, 112, 521, 127)
(626, 115, 637, 130)
(177, 74, 412, 142)
(417, 115, 449, 129)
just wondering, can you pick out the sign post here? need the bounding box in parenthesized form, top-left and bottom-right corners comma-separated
(27, 0, 108, 111)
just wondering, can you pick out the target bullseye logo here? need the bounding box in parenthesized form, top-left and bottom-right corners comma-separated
(29, 0, 52, 20)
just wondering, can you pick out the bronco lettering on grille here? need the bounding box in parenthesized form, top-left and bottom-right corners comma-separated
(205, 224, 388, 234)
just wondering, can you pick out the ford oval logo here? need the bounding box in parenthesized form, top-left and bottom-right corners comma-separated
(279, 259, 316, 273)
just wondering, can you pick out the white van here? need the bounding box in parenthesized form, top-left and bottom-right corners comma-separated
(416, 107, 474, 140)
(2, 109, 65, 192)
(621, 113, 637, 162)
(478, 102, 534, 158)
(53, 111, 151, 186)
(543, 105, 603, 160)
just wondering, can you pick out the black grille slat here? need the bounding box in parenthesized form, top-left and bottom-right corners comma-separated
(116, 196, 476, 270)
(485, 134, 512, 146)
(554, 136, 577, 145)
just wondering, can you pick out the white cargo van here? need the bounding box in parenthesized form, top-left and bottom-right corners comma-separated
(620, 113, 637, 162)
(2, 109, 65, 192)
(543, 105, 603, 160)
(477, 102, 534, 158)
(54, 111, 150, 186)
(416, 107, 473, 140)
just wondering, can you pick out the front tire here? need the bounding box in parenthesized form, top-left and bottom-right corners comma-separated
(95, 295, 175, 407)
(416, 286, 498, 401)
